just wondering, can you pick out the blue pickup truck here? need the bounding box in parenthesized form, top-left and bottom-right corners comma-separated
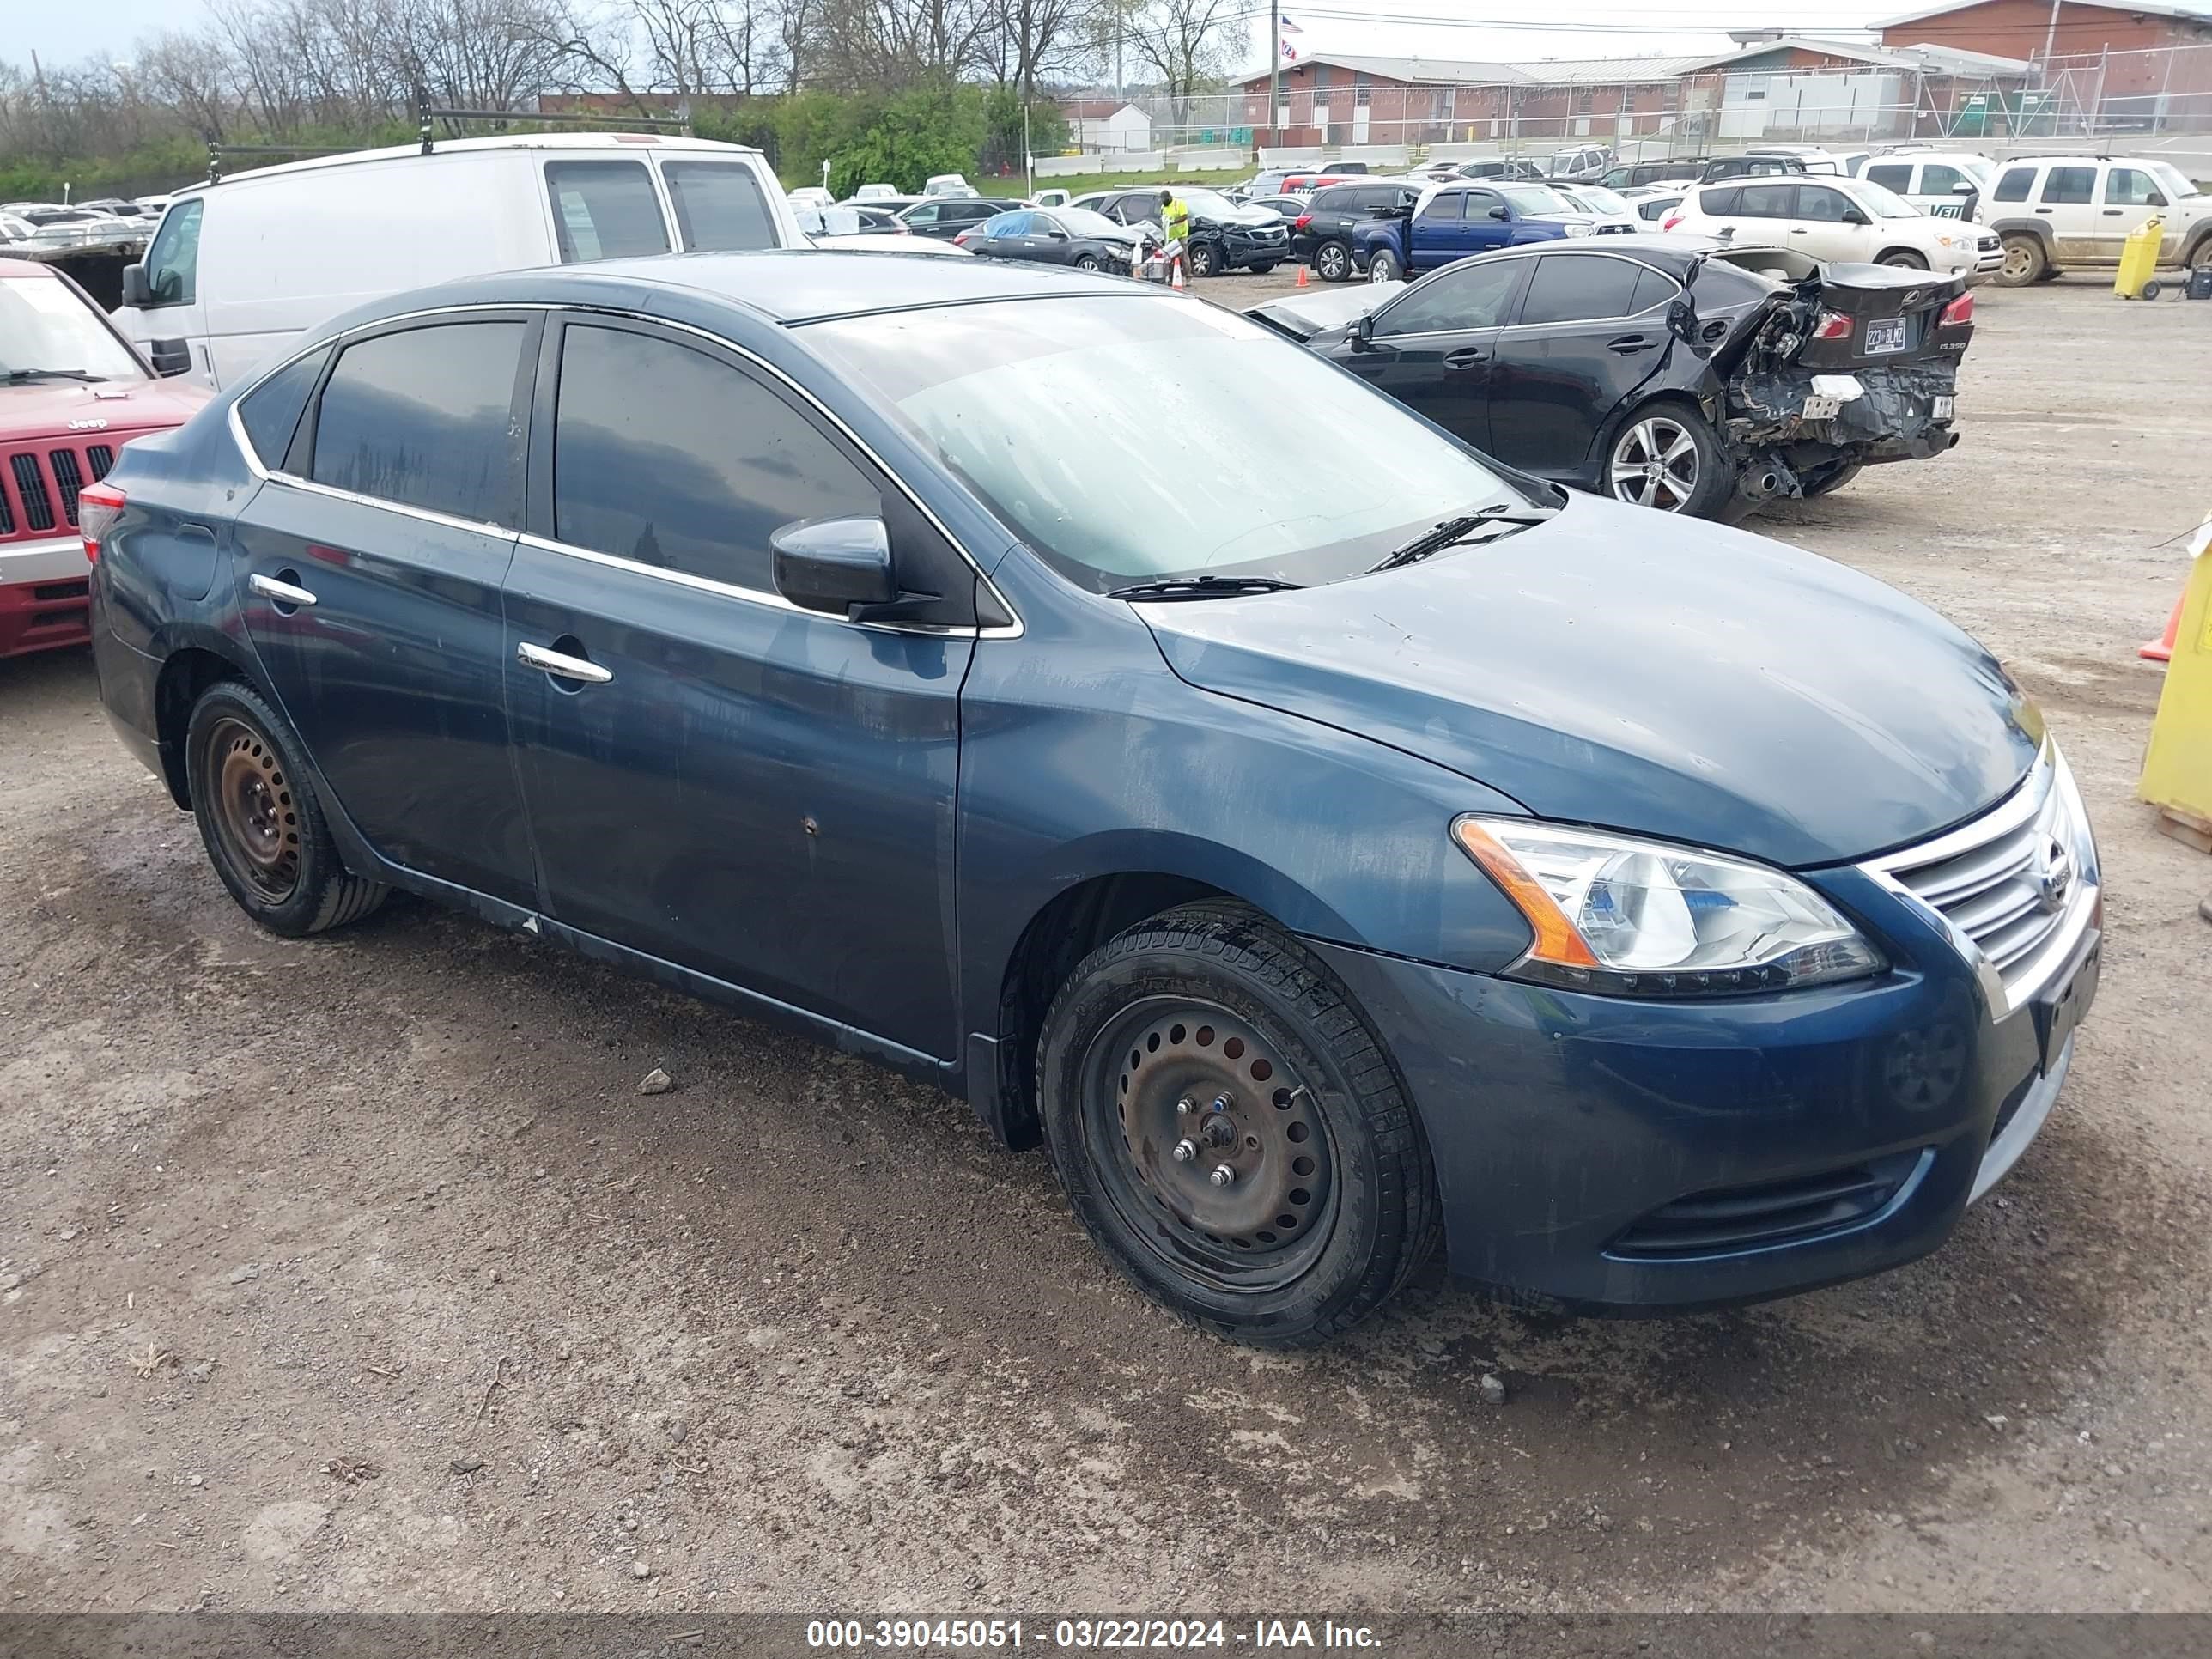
(1352, 181, 1601, 283)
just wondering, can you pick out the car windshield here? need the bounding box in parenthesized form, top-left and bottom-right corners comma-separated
(804, 295, 1526, 592)
(1170, 188, 1237, 216)
(1056, 207, 1124, 237)
(0, 275, 145, 382)
(1502, 184, 1573, 215)
(1569, 185, 1631, 214)
(1851, 179, 1920, 219)
(2148, 161, 2203, 200)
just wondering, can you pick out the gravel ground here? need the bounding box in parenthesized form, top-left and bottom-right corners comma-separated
(3, 276, 2209, 1620)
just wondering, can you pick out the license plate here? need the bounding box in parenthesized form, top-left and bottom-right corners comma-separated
(2033, 941, 2100, 1074)
(1865, 317, 1909, 354)
(1802, 393, 1842, 420)
(1933, 395, 1955, 421)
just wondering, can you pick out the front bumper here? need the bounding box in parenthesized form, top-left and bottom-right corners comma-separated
(1307, 864, 2096, 1312)
(1218, 226, 1291, 268)
(0, 535, 93, 658)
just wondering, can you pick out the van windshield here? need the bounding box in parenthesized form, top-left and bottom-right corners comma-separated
(0, 274, 145, 383)
(804, 295, 1530, 593)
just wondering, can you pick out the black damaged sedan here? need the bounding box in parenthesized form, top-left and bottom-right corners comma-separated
(1250, 233, 1973, 520)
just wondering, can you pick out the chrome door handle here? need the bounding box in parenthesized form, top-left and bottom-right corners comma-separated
(248, 572, 317, 607)
(517, 641, 612, 684)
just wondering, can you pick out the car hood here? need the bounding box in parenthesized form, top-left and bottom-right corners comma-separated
(1244, 283, 1402, 342)
(1199, 204, 1281, 228)
(1137, 492, 2039, 868)
(1, 375, 210, 434)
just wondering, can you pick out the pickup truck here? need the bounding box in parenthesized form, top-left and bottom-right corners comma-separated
(1352, 180, 1598, 283)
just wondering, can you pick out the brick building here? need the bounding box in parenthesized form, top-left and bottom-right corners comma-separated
(1877, 0, 2212, 58)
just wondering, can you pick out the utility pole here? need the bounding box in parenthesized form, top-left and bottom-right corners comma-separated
(1024, 99, 1033, 198)
(2042, 0, 2063, 69)
(1268, 0, 1280, 154)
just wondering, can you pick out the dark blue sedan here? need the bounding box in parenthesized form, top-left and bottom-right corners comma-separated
(83, 252, 2100, 1345)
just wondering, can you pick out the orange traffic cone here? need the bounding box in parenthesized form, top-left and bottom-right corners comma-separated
(1296, 264, 1310, 287)
(1171, 260, 1187, 290)
(2141, 592, 2183, 663)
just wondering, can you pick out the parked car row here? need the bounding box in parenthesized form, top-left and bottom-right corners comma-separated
(79, 247, 2100, 1350)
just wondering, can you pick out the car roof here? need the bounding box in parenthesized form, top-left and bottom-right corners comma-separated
(354, 250, 1150, 331)
(0, 258, 60, 278)
(169, 131, 767, 198)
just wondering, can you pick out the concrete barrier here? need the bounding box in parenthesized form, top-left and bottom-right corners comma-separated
(1034, 155, 1104, 178)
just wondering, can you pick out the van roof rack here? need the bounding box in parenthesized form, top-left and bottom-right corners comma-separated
(204, 104, 695, 185)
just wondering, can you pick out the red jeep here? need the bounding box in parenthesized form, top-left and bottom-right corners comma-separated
(1, 258, 209, 658)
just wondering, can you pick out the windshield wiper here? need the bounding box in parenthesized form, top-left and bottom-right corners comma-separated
(1367, 502, 1557, 573)
(2, 368, 102, 384)
(1106, 574, 1305, 601)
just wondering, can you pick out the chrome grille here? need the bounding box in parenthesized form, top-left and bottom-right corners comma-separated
(1863, 745, 2098, 1015)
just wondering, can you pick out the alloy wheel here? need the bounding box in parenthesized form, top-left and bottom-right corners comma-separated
(1316, 243, 1348, 282)
(205, 715, 302, 902)
(1609, 416, 1701, 511)
(1082, 996, 1338, 1291)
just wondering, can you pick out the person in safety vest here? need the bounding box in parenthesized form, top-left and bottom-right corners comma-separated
(1158, 189, 1191, 283)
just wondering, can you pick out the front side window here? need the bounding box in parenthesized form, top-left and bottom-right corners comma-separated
(309, 321, 525, 524)
(805, 295, 1525, 593)
(2040, 167, 2096, 205)
(1796, 185, 1856, 223)
(1376, 258, 1523, 336)
(544, 161, 669, 262)
(551, 325, 876, 593)
(1517, 255, 1642, 325)
(1993, 166, 2037, 203)
(2106, 167, 2161, 205)
(0, 274, 149, 383)
(663, 161, 777, 252)
(142, 198, 204, 306)
(1923, 163, 1970, 198)
(236, 343, 331, 470)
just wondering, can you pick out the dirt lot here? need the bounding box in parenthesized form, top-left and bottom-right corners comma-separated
(3, 277, 2210, 1621)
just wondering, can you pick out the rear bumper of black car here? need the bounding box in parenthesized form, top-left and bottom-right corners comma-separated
(1729, 358, 1962, 489)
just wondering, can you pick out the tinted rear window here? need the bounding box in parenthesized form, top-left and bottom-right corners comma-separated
(1518, 254, 1643, 325)
(664, 161, 777, 251)
(237, 343, 330, 472)
(309, 322, 525, 525)
(544, 161, 669, 262)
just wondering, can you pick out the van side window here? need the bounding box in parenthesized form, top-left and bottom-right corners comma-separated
(551, 325, 877, 594)
(663, 161, 778, 252)
(309, 322, 526, 525)
(1992, 166, 2036, 203)
(143, 199, 204, 306)
(236, 343, 331, 473)
(544, 161, 670, 262)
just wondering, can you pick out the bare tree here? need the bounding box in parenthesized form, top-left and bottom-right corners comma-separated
(1126, 0, 1241, 124)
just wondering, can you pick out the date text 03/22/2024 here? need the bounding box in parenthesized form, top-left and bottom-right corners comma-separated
(805, 1618, 1383, 1650)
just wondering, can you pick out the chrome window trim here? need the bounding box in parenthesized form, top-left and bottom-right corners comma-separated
(1376, 248, 1677, 343)
(224, 298, 1023, 641)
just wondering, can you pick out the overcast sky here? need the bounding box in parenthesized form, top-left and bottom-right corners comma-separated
(9, 0, 1899, 79)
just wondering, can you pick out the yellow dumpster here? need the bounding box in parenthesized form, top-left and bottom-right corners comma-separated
(2115, 214, 2165, 299)
(2139, 517, 2212, 853)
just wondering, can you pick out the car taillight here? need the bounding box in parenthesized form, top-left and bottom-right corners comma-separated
(1661, 211, 1683, 231)
(1293, 213, 1312, 230)
(1938, 291, 1974, 327)
(954, 231, 972, 245)
(78, 480, 125, 563)
(1813, 310, 1853, 341)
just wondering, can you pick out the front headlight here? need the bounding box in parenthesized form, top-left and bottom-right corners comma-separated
(1452, 817, 1887, 996)
(1564, 222, 1593, 237)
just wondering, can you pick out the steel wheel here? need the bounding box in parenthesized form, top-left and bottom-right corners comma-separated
(1082, 995, 1338, 1291)
(1609, 415, 1702, 511)
(1997, 234, 2045, 287)
(204, 714, 301, 902)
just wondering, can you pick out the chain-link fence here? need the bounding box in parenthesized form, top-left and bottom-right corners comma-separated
(1058, 43, 2212, 161)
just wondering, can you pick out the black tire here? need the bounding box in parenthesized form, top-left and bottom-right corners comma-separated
(184, 679, 387, 938)
(1248, 262, 1279, 276)
(1314, 240, 1352, 283)
(1074, 253, 1102, 271)
(1188, 242, 1220, 278)
(1797, 459, 1864, 499)
(1037, 902, 1439, 1348)
(1996, 232, 2046, 288)
(2139, 279, 2163, 301)
(1877, 249, 1929, 270)
(1367, 248, 1401, 283)
(1604, 398, 1734, 519)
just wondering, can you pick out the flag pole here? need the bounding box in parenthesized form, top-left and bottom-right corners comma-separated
(1269, 0, 1281, 154)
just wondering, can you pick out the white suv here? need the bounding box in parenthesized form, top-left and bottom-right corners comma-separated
(1663, 175, 2001, 280)
(1978, 155, 2212, 286)
(1860, 152, 1996, 219)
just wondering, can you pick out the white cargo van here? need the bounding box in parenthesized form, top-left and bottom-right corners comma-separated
(115, 132, 802, 390)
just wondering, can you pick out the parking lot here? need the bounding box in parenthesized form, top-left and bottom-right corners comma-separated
(3, 275, 2209, 1619)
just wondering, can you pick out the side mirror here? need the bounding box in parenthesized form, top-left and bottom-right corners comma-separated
(1487, 204, 1509, 220)
(1355, 313, 1376, 345)
(2150, 191, 2169, 208)
(147, 337, 191, 377)
(1842, 207, 1869, 226)
(120, 263, 154, 308)
(1952, 182, 1977, 194)
(772, 516, 896, 617)
(1044, 228, 1068, 240)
